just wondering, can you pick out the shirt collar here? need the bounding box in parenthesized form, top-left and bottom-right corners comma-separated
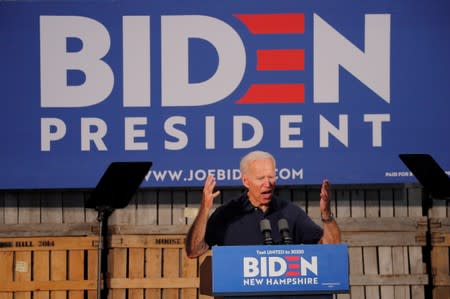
(240, 192, 277, 214)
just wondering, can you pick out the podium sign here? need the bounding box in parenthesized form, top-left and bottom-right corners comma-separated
(212, 244, 349, 296)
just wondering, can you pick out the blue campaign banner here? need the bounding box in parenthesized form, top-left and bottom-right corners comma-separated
(212, 244, 349, 296)
(1, 0, 450, 189)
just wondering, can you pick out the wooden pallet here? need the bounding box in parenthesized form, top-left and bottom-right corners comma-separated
(107, 234, 207, 299)
(339, 217, 428, 299)
(0, 236, 99, 299)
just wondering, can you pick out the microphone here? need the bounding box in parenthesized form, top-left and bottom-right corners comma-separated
(278, 218, 293, 245)
(259, 219, 273, 245)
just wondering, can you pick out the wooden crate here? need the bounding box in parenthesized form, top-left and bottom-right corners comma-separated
(108, 234, 207, 299)
(430, 217, 450, 299)
(338, 216, 428, 299)
(0, 235, 99, 299)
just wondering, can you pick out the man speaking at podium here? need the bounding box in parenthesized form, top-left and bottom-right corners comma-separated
(186, 151, 341, 258)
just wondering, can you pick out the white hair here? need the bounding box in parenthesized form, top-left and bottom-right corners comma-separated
(240, 151, 276, 176)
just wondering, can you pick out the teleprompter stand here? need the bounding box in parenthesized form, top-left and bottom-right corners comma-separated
(86, 162, 153, 299)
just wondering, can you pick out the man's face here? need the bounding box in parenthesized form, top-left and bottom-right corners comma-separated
(242, 158, 276, 208)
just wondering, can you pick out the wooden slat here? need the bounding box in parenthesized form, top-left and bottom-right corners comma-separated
(306, 189, 321, 219)
(379, 190, 398, 299)
(158, 191, 172, 225)
(186, 190, 202, 226)
(350, 189, 365, 218)
(18, 193, 40, 224)
(430, 198, 447, 218)
(146, 248, 162, 299)
(433, 274, 450, 286)
(433, 287, 450, 299)
(40, 192, 63, 224)
(407, 185, 422, 217)
(431, 246, 450, 298)
(87, 249, 98, 299)
(409, 246, 426, 299)
(348, 247, 364, 298)
(378, 185, 395, 299)
(0, 236, 98, 251)
(109, 224, 189, 235)
(393, 247, 411, 299)
(173, 190, 186, 225)
(4, 193, 18, 224)
(34, 250, 50, 299)
(109, 195, 136, 225)
(163, 248, 179, 298)
(68, 250, 84, 299)
(15, 251, 32, 299)
(109, 248, 126, 299)
(109, 235, 185, 249)
(128, 248, 144, 299)
(365, 190, 380, 218)
(109, 278, 199, 289)
(62, 191, 86, 223)
(363, 246, 380, 299)
(380, 189, 394, 218)
(50, 250, 67, 299)
(342, 231, 426, 246)
(182, 249, 198, 298)
(336, 189, 351, 218)
(394, 186, 408, 217)
(379, 246, 394, 298)
(0, 251, 14, 299)
(334, 217, 427, 232)
(135, 190, 157, 225)
(0, 223, 95, 237)
(0, 281, 96, 292)
(350, 274, 428, 285)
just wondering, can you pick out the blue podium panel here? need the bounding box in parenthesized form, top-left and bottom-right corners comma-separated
(212, 244, 349, 297)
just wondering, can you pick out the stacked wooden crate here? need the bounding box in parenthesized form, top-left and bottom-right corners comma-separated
(107, 233, 200, 299)
(0, 234, 98, 299)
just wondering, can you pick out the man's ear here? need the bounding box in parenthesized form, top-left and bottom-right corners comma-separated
(242, 175, 250, 189)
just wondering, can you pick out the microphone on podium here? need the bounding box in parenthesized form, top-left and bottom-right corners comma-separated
(259, 219, 273, 245)
(278, 218, 293, 244)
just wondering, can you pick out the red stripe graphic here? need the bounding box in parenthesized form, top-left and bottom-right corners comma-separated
(234, 13, 305, 34)
(285, 256, 300, 261)
(236, 84, 305, 104)
(288, 264, 300, 269)
(286, 271, 300, 276)
(257, 49, 305, 71)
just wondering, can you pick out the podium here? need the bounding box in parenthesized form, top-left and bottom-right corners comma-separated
(203, 244, 349, 298)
